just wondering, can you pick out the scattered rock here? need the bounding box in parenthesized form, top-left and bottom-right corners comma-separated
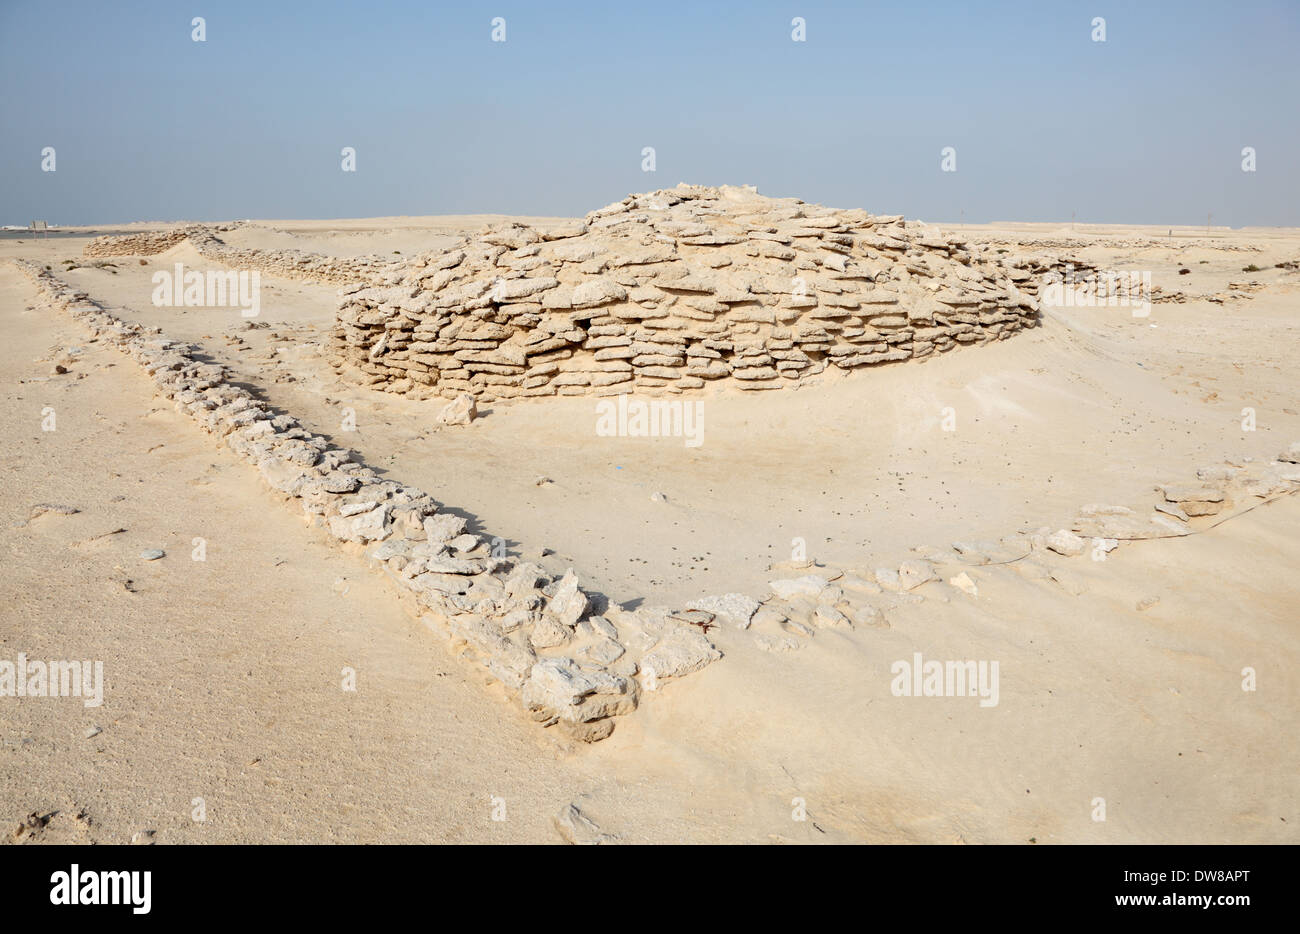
(640, 627, 721, 682)
(547, 569, 588, 627)
(529, 618, 571, 649)
(29, 503, 80, 519)
(447, 533, 480, 554)
(1159, 484, 1225, 504)
(342, 504, 392, 542)
(139, 549, 165, 561)
(522, 658, 595, 714)
(812, 605, 852, 630)
(686, 592, 759, 629)
(423, 513, 467, 543)
(949, 571, 979, 596)
(816, 584, 844, 605)
(849, 604, 889, 628)
(438, 392, 477, 426)
(898, 559, 937, 591)
(1150, 514, 1193, 535)
(769, 576, 827, 600)
(1154, 502, 1189, 522)
(553, 803, 615, 845)
(583, 638, 625, 666)
(1045, 529, 1086, 557)
(668, 608, 716, 629)
(840, 574, 883, 595)
(1196, 465, 1237, 483)
(873, 567, 903, 592)
(322, 474, 360, 494)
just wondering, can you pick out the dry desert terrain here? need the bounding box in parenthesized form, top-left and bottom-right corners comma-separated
(1, 192, 1297, 844)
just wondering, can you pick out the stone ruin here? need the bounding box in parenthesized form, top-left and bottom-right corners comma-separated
(13, 259, 721, 744)
(85, 224, 395, 287)
(44, 202, 1300, 743)
(330, 184, 1080, 402)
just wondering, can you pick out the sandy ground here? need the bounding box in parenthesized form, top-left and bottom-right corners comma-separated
(1, 216, 1296, 843)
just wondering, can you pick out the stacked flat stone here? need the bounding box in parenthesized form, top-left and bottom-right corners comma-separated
(12, 259, 720, 743)
(85, 225, 399, 287)
(84, 228, 195, 256)
(329, 184, 1090, 401)
(962, 233, 1265, 253)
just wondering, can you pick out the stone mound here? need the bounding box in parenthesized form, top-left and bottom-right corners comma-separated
(330, 184, 1077, 401)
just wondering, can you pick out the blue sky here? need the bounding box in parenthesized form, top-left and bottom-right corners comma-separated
(1, 0, 1296, 226)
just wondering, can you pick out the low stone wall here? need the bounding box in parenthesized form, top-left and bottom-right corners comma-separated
(85, 225, 398, 287)
(12, 260, 720, 743)
(747, 451, 1300, 654)
(83, 228, 195, 256)
(961, 233, 1264, 253)
(329, 185, 1085, 402)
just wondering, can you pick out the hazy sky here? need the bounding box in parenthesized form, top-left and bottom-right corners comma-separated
(2, 0, 1296, 226)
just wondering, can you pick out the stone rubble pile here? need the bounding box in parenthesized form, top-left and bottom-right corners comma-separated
(85, 225, 399, 287)
(11, 259, 721, 743)
(331, 184, 1086, 402)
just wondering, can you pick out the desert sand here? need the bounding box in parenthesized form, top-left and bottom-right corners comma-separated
(1, 191, 1297, 844)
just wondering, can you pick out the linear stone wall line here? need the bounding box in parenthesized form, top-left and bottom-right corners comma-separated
(12, 259, 720, 743)
(85, 225, 400, 287)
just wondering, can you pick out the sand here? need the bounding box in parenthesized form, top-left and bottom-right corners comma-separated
(1, 214, 1296, 843)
